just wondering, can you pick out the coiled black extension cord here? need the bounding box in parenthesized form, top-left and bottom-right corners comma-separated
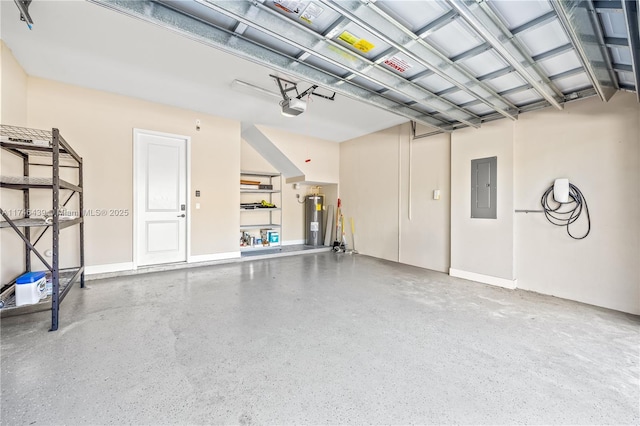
(540, 183, 591, 239)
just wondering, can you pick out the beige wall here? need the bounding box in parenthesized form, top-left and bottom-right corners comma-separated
(514, 93, 639, 314)
(450, 92, 639, 314)
(24, 77, 240, 269)
(450, 119, 515, 281)
(339, 123, 452, 270)
(1, 41, 28, 126)
(399, 129, 451, 273)
(1, 41, 30, 283)
(343, 95, 638, 315)
(340, 126, 401, 261)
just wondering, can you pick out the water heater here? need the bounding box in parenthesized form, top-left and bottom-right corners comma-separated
(305, 195, 324, 246)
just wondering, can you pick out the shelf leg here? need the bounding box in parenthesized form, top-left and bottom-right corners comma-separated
(79, 158, 85, 288)
(23, 152, 31, 272)
(50, 128, 60, 332)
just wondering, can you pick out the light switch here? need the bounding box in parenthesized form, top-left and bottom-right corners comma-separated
(433, 190, 440, 200)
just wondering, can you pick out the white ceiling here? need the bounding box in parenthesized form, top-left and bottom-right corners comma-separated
(0, 1, 408, 142)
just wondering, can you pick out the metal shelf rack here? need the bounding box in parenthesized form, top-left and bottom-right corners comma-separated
(240, 171, 282, 252)
(0, 125, 85, 331)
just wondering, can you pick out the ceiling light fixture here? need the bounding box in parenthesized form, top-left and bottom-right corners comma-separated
(271, 75, 335, 117)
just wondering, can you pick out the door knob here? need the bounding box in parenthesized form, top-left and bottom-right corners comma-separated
(177, 214, 186, 218)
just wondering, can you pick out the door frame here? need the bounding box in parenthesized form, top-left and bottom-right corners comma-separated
(132, 128, 191, 269)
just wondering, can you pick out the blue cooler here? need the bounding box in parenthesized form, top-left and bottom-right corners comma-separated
(16, 271, 47, 306)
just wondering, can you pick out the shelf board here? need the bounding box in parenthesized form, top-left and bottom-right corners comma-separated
(0, 267, 83, 313)
(0, 176, 82, 192)
(240, 171, 281, 178)
(239, 224, 281, 230)
(240, 189, 281, 193)
(0, 217, 83, 229)
(240, 244, 282, 252)
(1, 141, 76, 160)
(240, 208, 282, 212)
(1, 125, 81, 162)
(58, 267, 83, 304)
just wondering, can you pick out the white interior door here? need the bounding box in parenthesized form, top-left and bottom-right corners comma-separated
(134, 129, 188, 267)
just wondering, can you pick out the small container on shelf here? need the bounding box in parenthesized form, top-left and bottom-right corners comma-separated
(260, 228, 271, 246)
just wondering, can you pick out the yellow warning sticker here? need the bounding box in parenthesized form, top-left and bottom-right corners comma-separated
(354, 39, 375, 52)
(338, 31, 375, 53)
(316, 203, 322, 211)
(338, 31, 358, 45)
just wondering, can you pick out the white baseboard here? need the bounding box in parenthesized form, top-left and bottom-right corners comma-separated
(188, 252, 240, 263)
(282, 239, 305, 246)
(85, 262, 134, 276)
(85, 252, 242, 281)
(449, 268, 517, 290)
(83, 247, 326, 282)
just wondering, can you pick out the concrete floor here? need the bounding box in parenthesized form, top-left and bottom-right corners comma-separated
(1, 253, 638, 425)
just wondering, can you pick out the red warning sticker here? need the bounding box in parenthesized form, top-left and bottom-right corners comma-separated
(274, 0, 303, 14)
(384, 56, 412, 73)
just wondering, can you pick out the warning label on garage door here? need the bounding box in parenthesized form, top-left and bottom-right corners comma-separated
(300, 3, 324, 25)
(384, 56, 412, 73)
(338, 31, 375, 53)
(274, 0, 303, 14)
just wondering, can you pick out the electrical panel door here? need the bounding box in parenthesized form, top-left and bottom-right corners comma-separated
(471, 156, 497, 219)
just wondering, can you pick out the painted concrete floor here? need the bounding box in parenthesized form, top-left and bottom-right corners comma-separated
(1, 253, 638, 425)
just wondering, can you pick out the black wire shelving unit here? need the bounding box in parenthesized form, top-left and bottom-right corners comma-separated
(0, 125, 85, 331)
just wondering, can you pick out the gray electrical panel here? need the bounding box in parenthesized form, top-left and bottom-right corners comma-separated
(471, 156, 497, 219)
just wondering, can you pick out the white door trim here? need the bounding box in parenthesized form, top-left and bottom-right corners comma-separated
(133, 128, 191, 269)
